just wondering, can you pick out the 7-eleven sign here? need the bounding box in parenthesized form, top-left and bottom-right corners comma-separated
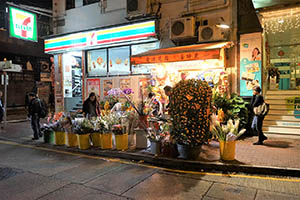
(9, 7, 37, 42)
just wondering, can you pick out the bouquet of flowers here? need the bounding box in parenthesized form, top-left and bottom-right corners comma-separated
(73, 119, 94, 135)
(46, 112, 68, 132)
(211, 119, 246, 141)
(112, 124, 126, 135)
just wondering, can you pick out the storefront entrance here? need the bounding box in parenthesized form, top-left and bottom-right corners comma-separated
(62, 51, 83, 112)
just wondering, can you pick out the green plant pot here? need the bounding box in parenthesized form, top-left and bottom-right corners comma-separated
(44, 131, 55, 144)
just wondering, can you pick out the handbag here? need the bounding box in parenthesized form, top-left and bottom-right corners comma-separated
(253, 102, 269, 116)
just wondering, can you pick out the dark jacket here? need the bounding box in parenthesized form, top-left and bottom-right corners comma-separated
(28, 98, 41, 116)
(251, 94, 264, 108)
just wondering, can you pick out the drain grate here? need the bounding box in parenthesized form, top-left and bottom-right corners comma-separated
(0, 167, 19, 181)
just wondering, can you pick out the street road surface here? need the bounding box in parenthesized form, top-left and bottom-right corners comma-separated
(0, 140, 300, 200)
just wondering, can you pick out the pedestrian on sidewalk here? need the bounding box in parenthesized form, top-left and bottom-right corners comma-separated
(251, 86, 268, 145)
(0, 91, 4, 128)
(28, 92, 42, 140)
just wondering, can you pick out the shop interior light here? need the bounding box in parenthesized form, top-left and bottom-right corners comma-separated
(216, 17, 230, 29)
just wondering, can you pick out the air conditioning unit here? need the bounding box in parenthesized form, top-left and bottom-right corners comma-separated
(40, 61, 50, 72)
(198, 18, 226, 42)
(170, 17, 195, 40)
(127, 0, 148, 19)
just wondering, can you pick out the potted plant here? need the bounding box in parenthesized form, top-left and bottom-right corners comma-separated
(47, 112, 66, 146)
(90, 118, 102, 147)
(112, 124, 128, 151)
(101, 113, 120, 149)
(73, 119, 93, 150)
(211, 119, 246, 161)
(169, 79, 212, 160)
(40, 124, 55, 144)
(122, 111, 138, 149)
(64, 116, 77, 147)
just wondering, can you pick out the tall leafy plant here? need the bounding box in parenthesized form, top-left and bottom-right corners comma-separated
(212, 92, 249, 129)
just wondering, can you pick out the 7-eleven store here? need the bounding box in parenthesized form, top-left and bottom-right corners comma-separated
(44, 20, 159, 113)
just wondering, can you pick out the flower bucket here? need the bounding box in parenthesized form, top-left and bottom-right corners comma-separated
(219, 141, 236, 161)
(128, 134, 136, 149)
(115, 133, 128, 151)
(177, 144, 201, 160)
(44, 131, 55, 144)
(150, 141, 161, 155)
(135, 129, 148, 149)
(67, 133, 78, 147)
(77, 134, 91, 150)
(55, 131, 65, 145)
(91, 133, 101, 147)
(101, 133, 113, 149)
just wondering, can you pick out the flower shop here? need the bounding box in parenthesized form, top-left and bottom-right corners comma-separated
(42, 41, 250, 161)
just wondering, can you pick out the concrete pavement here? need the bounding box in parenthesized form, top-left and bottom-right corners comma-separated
(1, 139, 300, 200)
(1, 121, 300, 177)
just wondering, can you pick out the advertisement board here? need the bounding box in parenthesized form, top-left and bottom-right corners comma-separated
(240, 32, 262, 96)
(9, 7, 37, 42)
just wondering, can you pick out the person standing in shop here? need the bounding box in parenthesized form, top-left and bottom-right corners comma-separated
(83, 92, 100, 118)
(163, 86, 172, 111)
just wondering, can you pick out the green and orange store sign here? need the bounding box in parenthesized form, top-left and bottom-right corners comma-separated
(9, 7, 37, 42)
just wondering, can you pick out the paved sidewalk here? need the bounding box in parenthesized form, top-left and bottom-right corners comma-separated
(1, 121, 300, 176)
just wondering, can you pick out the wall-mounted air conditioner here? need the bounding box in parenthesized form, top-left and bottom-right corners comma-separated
(170, 16, 195, 40)
(198, 18, 226, 42)
(127, 0, 148, 19)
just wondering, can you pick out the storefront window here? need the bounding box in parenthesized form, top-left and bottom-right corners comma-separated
(87, 49, 107, 77)
(108, 46, 130, 76)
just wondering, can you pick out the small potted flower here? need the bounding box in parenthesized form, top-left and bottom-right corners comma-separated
(73, 119, 93, 150)
(47, 112, 66, 145)
(40, 124, 55, 144)
(90, 118, 102, 147)
(64, 116, 77, 147)
(211, 119, 246, 161)
(112, 124, 128, 151)
(101, 113, 120, 149)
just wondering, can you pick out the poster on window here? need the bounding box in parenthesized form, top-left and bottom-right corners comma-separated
(87, 49, 107, 76)
(240, 32, 262, 96)
(103, 79, 113, 97)
(108, 46, 130, 75)
(86, 79, 100, 97)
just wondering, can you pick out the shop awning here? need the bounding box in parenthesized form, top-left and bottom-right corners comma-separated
(131, 41, 233, 65)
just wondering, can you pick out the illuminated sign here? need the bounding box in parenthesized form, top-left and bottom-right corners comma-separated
(45, 20, 156, 53)
(9, 7, 37, 42)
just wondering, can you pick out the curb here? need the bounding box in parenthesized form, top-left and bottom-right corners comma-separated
(35, 142, 300, 178)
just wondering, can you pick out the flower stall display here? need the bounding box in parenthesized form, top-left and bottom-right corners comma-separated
(112, 124, 128, 151)
(211, 119, 246, 161)
(73, 119, 94, 150)
(169, 79, 212, 159)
